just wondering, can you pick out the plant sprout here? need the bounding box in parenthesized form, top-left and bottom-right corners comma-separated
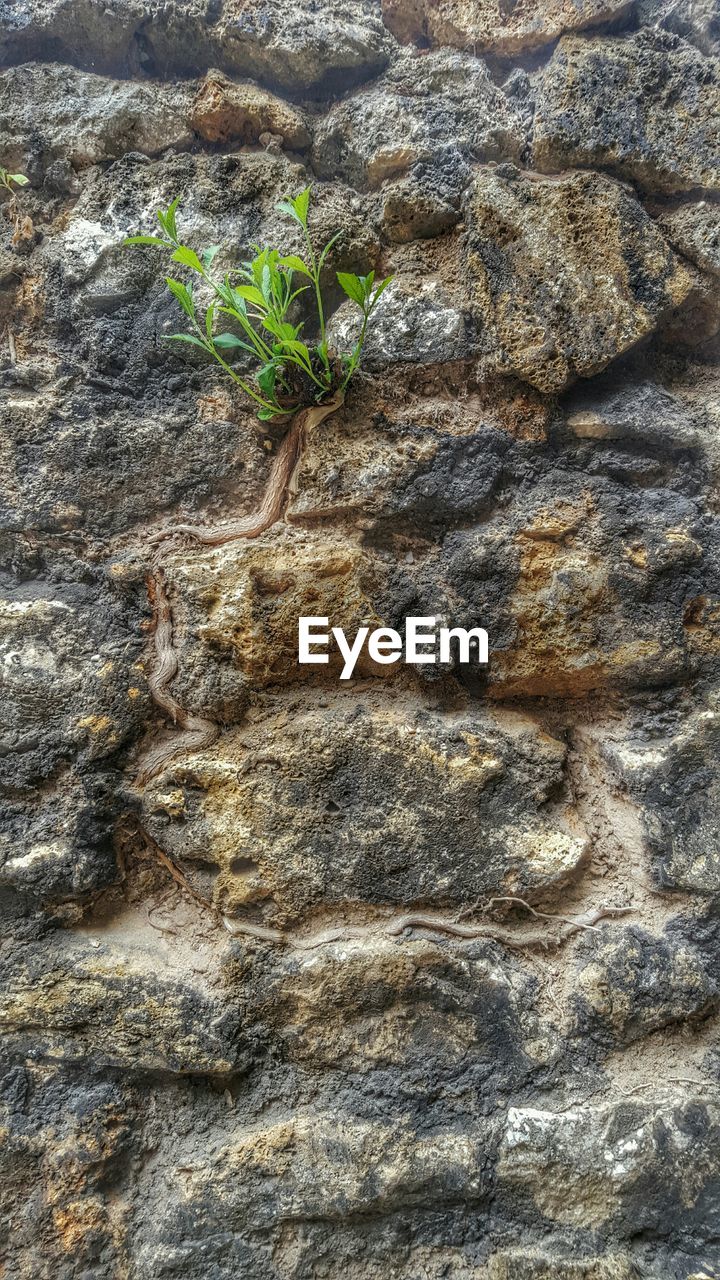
(1, 166, 29, 238)
(125, 186, 392, 420)
(0, 167, 29, 196)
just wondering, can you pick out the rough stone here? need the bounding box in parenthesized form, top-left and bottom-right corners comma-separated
(328, 278, 472, 369)
(603, 695, 720, 893)
(646, 0, 720, 56)
(4, 0, 720, 1273)
(382, 174, 462, 243)
(658, 201, 720, 276)
(0, 0, 392, 98)
(263, 933, 543, 1077)
(141, 694, 587, 926)
(1, 925, 246, 1073)
(562, 376, 702, 445)
(498, 1099, 720, 1237)
(434, 474, 719, 698)
(189, 70, 311, 149)
(287, 397, 529, 524)
(533, 31, 720, 194)
(464, 166, 694, 392)
(0, 63, 194, 172)
(573, 924, 718, 1044)
(380, 0, 633, 55)
(486, 1255, 637, 1279)
(312, 50, 525, 190)
(0, 561, 145, 790)
(0, 1068, 137, 1280)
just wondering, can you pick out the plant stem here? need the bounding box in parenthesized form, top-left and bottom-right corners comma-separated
(339, 309, 369, 392)
(205, 339, 282, 413)
(303, 227, 331, 376)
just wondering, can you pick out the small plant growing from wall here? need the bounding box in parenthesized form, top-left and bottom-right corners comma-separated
(127, 187, 393, 782)
(125, 186, 392, 420)
(1, 166, 31, 246)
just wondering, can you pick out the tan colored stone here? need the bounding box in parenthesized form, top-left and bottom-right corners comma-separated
(465, 167, 694, 392)
(166, 528, 386, 690)
(141, 693, 586, 926)
(659, 202, 720, 276)
(381, 0, 632, 54)
(0, 917, 242, 1073)
(483, 491, 701, 697)
(499, 1101, 720, 1229)
(190, 70, 311, 149)
(533, 31, 720, 194)
(487, 1249, 642, 1277)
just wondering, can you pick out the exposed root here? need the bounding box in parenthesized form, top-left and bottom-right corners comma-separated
(221, 916, 285, 943)
(222, 904, 634, 953)
(136, 566, 219, 785)
(384, 905, 633, 950)
(133, 813, 634, 955)
(137, 393, 345, 784)
(149, 391, 344, 547)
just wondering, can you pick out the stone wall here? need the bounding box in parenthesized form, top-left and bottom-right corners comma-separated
(2, 2, 720, 1277)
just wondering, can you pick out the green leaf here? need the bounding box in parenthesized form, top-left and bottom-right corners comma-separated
(165, 196, 181, 241)
(172, 245, 205, 274)
(279, 254, 312, 277)
(318, 231, 342, 270)
(283, 339, 312, 365)
(225, 289, 248, 315)
(163, 333, 208, 350)
(370, 274, 394, 308)
(256, 361, 278, 398)
(9, 174, 29, 187)
(202, 245, 222, 271)
(123, 235, 171, 248)
(336, 272, 367, 307)
(232, 284, 267, 309)
(263, 318, 299, 343)
(213, 332, 254, 351)
(165, 277, 195, 320)
(294, 186, 311, 225)
(257, 406, 280, 421)
(276, 200, 303, 227)
(276, 187, 312, 228)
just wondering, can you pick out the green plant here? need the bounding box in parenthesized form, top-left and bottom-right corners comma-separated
(125, 186, 392, 420)
(0, 166, 29, 197)
(1, 166, 29, 238)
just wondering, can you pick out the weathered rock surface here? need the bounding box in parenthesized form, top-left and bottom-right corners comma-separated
(0, 0, 393, 96)
(498, 1098, 720, 1235)
(533, 31, 720, 194)
(141, 694, 586, 926)
(382, 172, 463, 243)
(1, 925, 245, 1073)
(312, 51, 525, 189)
(573, 923, 718, 1043)
(189, 70, 311, 150)
(562, 375, 702, 445)
(659, 201, 720, 276)
(464, 167, 694, 392)
(381, 0, 633, 55)
(604, 695, 720, 893)
(3, 0, 720, 1275)
(640, 0, 720, 56)
(0, 63, 194, 172)
(329, 278, 472, 368)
